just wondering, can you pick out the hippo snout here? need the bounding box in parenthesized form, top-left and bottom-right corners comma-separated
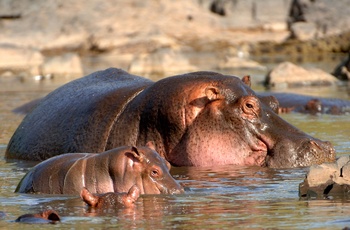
(309, 140, 335, 155)
(266, 137, 336, 168)
(296, 139, 336, 167)
(168, 187, 185, 195)
(158, 182, 184, 195)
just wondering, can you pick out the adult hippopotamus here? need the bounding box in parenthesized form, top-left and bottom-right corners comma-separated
(258, 92, 350, 115)
(15, 143, 184, 195)
(6, 68, 336, 168)
(81, 185, 140, 209)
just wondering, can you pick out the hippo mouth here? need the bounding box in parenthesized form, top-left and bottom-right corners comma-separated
(155, 182, 184, 195)
(246, 138, 269, 166)
(144, 177, 184, 195)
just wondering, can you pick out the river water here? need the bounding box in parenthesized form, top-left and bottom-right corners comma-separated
(0, 57, 350, 229)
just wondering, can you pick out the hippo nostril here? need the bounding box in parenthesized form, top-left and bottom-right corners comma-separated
(169, 187, 185, 195)
(301, 139, 336, 164)
(310, 140, 334, 153)
(157, 182, 184, 195)
(310, 140, 322, 150)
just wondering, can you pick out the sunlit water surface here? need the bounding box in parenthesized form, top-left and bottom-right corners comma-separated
(0, 65, 350, 229)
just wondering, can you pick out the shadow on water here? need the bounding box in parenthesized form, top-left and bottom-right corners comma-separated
(0, 60, 350, 229)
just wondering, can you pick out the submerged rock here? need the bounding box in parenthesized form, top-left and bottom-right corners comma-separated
(299, 156, 350, 199)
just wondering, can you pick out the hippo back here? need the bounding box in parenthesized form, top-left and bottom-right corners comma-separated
(6, 68, 154, 160)
(15, 153, 90, 193)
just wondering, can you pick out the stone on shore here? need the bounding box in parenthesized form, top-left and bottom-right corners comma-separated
(41, 53, 83, 77)
(265, 61, 339, 88)
(128, 48, 198, 76)
(332, 52, 350, 80)
(290, 22, 317, 41)
(0, 45, 43, 77)
(1, 0, 350, 77)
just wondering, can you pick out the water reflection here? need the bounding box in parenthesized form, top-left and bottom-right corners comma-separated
(1, 145, 350, 229)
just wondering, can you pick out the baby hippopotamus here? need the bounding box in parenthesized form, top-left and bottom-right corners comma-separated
(15, 143, 184, 195)
(81, 185, 140, 209)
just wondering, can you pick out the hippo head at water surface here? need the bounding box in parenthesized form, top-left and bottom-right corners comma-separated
(129, 71, 335, 168)
(15, 210, 60, 224)
(81, 185, 141, 209)
(5, 68, 336, 168)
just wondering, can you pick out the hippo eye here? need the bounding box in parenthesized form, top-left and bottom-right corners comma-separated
(151, 169, 160, 177)
(246, 103, 254, 109)
(241, 97, 260, 118)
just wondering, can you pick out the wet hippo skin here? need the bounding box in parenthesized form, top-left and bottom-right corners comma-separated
(15, 143, 184, 195)
(258, 92, 350, 115)
(81, 185, 140, 209)
(15, 210, 60, 224)
(6, 68, 336, 168)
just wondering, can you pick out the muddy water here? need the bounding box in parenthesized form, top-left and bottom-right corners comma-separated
(0, 67, 350, 229)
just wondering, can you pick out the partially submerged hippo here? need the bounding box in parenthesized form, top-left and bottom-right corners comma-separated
(15, 210, 60, 224)
(81, 185, 140, 209)
(259, 92, 350, 115)
(6, 68, 336, 168)
(15, 143, 184, 195)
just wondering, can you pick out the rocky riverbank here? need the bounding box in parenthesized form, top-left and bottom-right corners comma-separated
(0, 0, 349, 80)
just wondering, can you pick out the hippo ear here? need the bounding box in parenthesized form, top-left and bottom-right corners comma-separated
(41, 210, 60, 221)
(205, 87, 221, 101)
(128, 146, 144, 163)
(145, 141, 156, 151)
(128, 185, 141, 202)
(241, 75, 251, 87)
(186, 86, 224, 127)
(80, 187, 99, 207)
(258, 95, 280, 114)
(165, 159, 172, 170)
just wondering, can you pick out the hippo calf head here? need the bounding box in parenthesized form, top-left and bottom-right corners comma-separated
(115, 142, 185, 194)
(81, 185, 140, 209)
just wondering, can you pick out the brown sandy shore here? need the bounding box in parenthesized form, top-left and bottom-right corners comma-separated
(0, 0, 349, 78)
